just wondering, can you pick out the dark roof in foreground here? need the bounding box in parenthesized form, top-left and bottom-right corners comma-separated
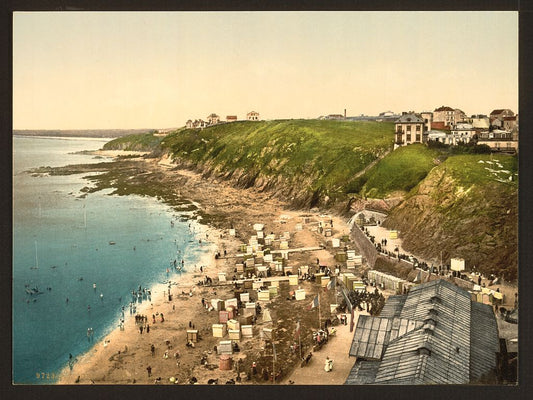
(345, 279, 500, 385)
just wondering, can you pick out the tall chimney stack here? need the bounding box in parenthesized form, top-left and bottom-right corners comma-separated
(344, 109, 346, 119)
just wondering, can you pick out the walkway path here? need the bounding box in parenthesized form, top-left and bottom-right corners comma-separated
(282, 309, 369, 385)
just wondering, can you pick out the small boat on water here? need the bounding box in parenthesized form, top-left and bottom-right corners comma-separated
(109, 241, 116, 245)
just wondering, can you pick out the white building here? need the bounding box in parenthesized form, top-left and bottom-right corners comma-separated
(450, 123, 476, 145)
(247, 111, 260, 121)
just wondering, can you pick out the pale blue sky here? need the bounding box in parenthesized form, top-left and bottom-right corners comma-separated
(13, 11, 518, 129)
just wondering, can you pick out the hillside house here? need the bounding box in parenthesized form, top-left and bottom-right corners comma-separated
(427, 130, 450, 144)
(470, 115, 490, 129)
(503, 116, 518, 132)
(192, 119, 207, 129)
(451, 123, 476, 145)
(186, 120, 193, 129)
(247, 111, 260, 121)
(490, 109, 514, 122)
(394, 113, 426, 148)
(345, 279, 500, 385)
(433, 106, 467, 129)
(207, 113, 220, 125)
(226, 115, 238, 123)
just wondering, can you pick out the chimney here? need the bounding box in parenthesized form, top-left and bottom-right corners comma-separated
(344, 109, 346, 119)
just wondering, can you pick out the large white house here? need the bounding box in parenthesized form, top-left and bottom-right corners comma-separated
(394, 113, 426, 148)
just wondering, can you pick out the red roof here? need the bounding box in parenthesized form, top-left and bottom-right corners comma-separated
(431, 121, 451, 131)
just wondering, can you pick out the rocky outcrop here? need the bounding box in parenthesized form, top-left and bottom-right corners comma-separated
(383, 167, 518, 281)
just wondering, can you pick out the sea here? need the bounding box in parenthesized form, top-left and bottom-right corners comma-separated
(12, 136, 208, 384)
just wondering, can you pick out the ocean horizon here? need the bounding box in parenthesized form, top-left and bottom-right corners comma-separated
(13, 136, 209, 384)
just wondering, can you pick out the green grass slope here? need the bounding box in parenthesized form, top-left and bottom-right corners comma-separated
(103, 132, 164, 152)
(351, 144, 439, 198)
(161, 120, 394, 205)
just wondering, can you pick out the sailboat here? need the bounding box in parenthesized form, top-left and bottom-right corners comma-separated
(30, 241, 39, 270)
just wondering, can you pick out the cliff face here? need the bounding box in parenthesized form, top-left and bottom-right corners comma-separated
(101, 125, 518, 282)
(383, 158, 518, 280)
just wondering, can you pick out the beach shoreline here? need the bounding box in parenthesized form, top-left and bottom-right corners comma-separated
(51, 152, 517, 385)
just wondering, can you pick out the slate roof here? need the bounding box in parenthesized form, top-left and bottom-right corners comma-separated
(346, 279, 500, 385)
(470, 301, 500, 382)
(379, 295, 406, 318)
(395, 113, 424, 124)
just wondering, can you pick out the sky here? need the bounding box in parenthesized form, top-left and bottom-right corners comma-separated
(13, 11, 518, 130)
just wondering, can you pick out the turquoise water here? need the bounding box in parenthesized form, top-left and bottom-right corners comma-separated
(13, 136, 206, 384)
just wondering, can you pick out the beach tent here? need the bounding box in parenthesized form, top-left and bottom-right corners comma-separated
(187, 330, 199, 343)
(263, 309, 272, 323)
(218, 272, 226, 282)
(240, 292, 250, 302)
(217, 340, 233, 355)
(228, 329, 241, 340)
(225, 298, 238, 308)
(269, 286, 279, 296)
(211, 299, 225, 311)
(289, 275, 299, 286)
(451, 258, 466, 272)
(212, 324, 227, 338)
(227, 319, 240, 330)
(295, 289, 306, 301)
(258, 290, 270, 301)
(241, 325, 253, 338)
(331, 238, 341, 248)
(219, 354, 233, 370)
(219, 311, 229, 324)
(244, 302, 256, 316)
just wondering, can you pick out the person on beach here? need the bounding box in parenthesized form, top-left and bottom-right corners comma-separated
(160, 313, 164, 322)
(146, 366, 152, 377)
(146, 324, 150, 333)
(152, 314, 156, 324)
(140, 325, 143, 334)
(151, 344, 155, 356)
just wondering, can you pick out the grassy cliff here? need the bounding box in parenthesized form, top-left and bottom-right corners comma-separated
(161, 120, 394, 206)
(383, 154, 518, 280)
(101, 120, 518, 280)
(103, 132, 165, 152)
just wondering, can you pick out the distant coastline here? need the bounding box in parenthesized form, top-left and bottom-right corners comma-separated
(13, 129, 155, 139)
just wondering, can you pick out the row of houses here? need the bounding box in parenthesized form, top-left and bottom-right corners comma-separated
(394, 106, 518, 153)
(185, 111, 260, 129)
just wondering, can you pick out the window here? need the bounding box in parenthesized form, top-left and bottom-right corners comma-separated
(407, 125, 411, 132)
(416, 134, 421, 142)
(406, 134, 411, 142)
(416, 125, 421, 132)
